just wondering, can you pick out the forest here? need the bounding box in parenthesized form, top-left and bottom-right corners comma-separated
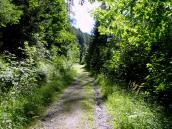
(0, 0, 172, 129)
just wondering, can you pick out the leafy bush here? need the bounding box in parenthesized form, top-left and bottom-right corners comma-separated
(0, 0, 23, 27)
(0, 40, 77, 128)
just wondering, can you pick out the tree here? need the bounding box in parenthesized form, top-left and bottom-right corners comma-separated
(86, 0, 172, 106)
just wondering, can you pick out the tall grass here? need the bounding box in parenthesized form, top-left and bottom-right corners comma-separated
(97, 74, 170, 129)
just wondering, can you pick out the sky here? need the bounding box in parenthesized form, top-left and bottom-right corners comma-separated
(70, 0, 101, 34)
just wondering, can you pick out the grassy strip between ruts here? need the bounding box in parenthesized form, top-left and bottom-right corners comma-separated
(96, 74, 171, 129)
(81, 83, 95, 128)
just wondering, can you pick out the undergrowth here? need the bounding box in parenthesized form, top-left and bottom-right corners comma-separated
(97, 74, 171, 129)
(0, 62, 76, 129)
(0, 45, 77, 129)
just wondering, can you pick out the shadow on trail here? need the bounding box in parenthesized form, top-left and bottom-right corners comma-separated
(41, 72, 95, 122)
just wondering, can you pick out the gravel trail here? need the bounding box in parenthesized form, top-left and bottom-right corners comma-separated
(31, 65, 112, 129)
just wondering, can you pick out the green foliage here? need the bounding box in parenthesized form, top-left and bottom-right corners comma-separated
(84, 1, 172, 127)
(86, 0, 172, 107)
(0, 0, 23, 27)
(71, 27, 91, 63)
(0, 46, 77, 128)
(85, 22, 107, 73)
(0, 0, 79, 128)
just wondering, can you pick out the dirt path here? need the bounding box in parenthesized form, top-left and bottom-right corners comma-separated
(31, 65, 112, 129)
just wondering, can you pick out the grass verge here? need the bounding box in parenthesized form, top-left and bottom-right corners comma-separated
(97, 74, 170, 129)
